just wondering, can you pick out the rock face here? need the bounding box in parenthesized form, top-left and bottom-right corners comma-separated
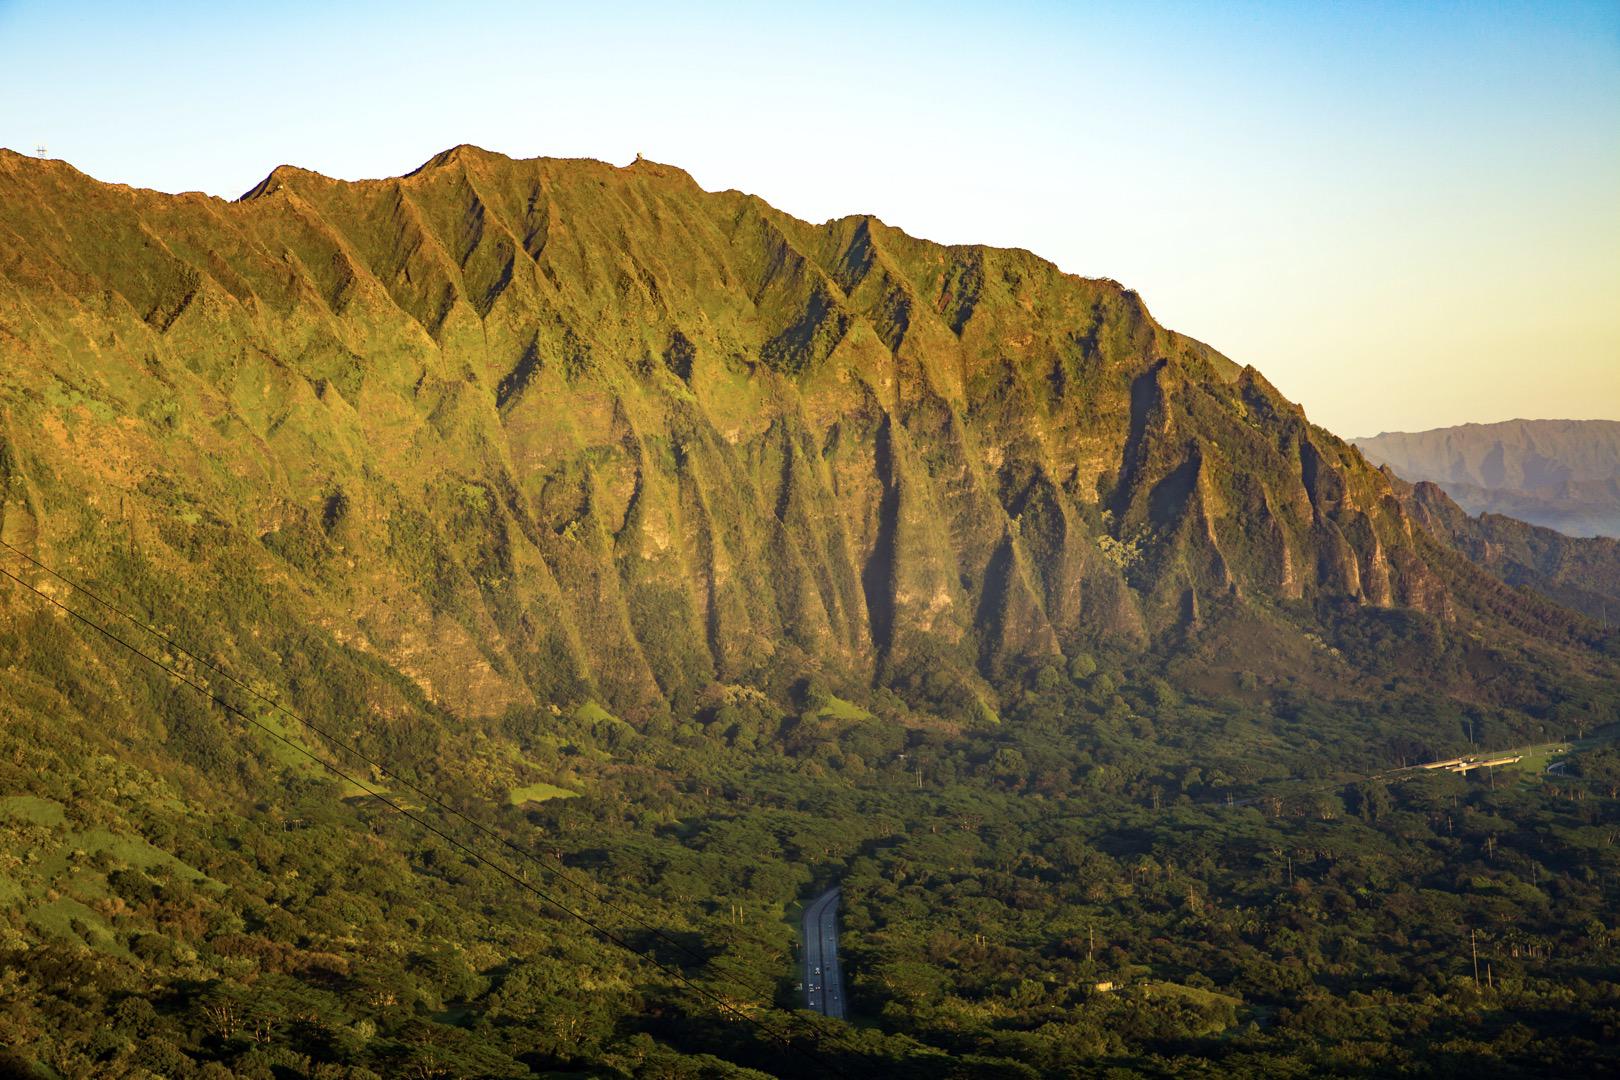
(0, 146, 1574, 720)
(1357, 420, 1620, 539)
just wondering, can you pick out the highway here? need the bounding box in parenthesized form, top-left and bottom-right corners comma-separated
(801, 886, 846, 1019)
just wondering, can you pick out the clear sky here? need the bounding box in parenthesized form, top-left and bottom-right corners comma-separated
(2, 0, 1616, 437)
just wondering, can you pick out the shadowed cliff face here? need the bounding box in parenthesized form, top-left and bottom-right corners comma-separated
(0, 146, 1559, 720)
(1399, 479, 1620, 622)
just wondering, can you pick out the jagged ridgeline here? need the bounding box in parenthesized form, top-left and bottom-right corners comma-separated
(0, 145, 1601, 723)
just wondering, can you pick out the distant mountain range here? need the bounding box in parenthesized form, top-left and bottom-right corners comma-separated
(1356, 419, 1620, 539)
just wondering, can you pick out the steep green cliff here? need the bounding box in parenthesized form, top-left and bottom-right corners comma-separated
(0, 146, 1605, 727)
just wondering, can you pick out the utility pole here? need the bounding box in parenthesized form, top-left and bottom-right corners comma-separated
(1088, 924, 1095, 964)
(1471, 928, 1480, 988)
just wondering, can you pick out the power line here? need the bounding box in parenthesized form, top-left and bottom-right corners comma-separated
(0, 553, 847, 1069)
(0, 537, 784, 1005)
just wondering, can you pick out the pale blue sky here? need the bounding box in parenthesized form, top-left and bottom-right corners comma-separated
(2, 0, 1616, 436)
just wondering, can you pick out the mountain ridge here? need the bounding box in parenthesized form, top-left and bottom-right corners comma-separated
(0, 146, 1608, 731)
(1356, 418, 1620, 538)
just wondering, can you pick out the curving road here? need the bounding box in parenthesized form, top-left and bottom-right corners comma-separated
(801, 886, 845, 1019)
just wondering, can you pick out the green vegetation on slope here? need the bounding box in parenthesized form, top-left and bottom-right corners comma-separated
(1402, 479, 1620, 622)
(0, 146, 1617, 1077)
(1, 144, 1607, 735)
